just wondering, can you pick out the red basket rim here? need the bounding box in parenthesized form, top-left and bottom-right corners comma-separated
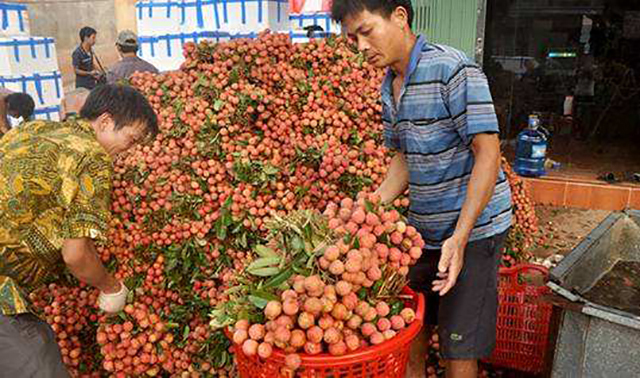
(499, 263, 549, 277)
(228, 286, 425, 367)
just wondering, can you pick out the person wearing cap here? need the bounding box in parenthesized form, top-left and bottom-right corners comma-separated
(107, 30, 159, 84)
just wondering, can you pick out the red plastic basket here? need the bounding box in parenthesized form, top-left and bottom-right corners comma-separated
(483, 264, 553, 374)
(230, 286, 425, 378)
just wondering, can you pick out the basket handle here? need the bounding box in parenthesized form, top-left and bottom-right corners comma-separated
(499, 263, 550, 291)
(499, 263, 549, 278)
(414, 291, 426, 324)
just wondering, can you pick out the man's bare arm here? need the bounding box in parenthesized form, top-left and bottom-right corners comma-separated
(62, 238, 120, 294)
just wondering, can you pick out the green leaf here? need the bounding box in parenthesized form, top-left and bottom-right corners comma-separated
(372, 280, 383, 293)
(263, 267, 293, 289)
(224, 285, 244, 295)
(214, 99, 225, 111)
(390, 300, 404, 316)
(247, 257, 281, 272)
(248, 295, 269, 309)
(237, 232, 248, 249)
(248, 267, 281, 277)
(255, 245, 277, 258)
(365, 199, 374, 213)
(216, 221, 227, 240)
(252, 290, 279, 302)
(263, 164, 279, 175)
(291, 235, 305, 252)
(183, 325, 191, 341)
(306, 253, 316, 269)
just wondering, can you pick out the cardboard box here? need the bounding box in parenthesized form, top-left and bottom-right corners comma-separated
(0, 2, 29, 37)
(136, 0, 191, 36)
(0, 36, 59, 75)
(217, 0, 290, 33)
(33, 105, 61, 122)
(138, 30, 230, 72)
(137, 0, 289, 35)
(0, 71, 63, 108)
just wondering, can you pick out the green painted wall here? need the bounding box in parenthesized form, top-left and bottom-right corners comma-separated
(413, 0, 481, 61)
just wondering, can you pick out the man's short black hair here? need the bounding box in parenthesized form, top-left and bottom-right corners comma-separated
(331, 0, 414, 27)
(80, 84, 159, 139)
(5, 93, 35, 120)
(80, 26, 97, 42)
(117, 44, 139, 54)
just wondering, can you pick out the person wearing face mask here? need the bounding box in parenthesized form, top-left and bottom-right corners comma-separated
(106, 30, 159, 84)
(332, 2, 512, 378)
(0, 89, 35, 135)
(0, 84, 158, 376)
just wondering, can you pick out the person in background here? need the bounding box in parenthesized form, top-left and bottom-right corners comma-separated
(0, 84, 158, 376)
(107, 30, 158, 84)
(60, 88, 91, 121)
(331, 1, 511, 377)
(73, 27, 101, 90)
(0, 89, 35, 135)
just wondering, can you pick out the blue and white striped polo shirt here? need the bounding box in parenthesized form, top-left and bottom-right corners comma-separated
(382, 35, 512, 250)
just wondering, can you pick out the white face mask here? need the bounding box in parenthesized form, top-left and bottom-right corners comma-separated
(8, 116, 23, 128)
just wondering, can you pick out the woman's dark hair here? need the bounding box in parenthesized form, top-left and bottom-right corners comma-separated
(5, 93, 35, 120)
(331, 0, 414, 27)
(79, 26, 97, 42)
(80, 84, 159, 139)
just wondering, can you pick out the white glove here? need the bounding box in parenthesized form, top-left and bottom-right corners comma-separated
(98, 282, 129, 313)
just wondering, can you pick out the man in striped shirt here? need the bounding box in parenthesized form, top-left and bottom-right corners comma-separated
(332, 1, 512, 377)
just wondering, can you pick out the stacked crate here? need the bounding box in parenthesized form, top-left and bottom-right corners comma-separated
(0, 2, 63, 121)
(135, 0, 290, 72)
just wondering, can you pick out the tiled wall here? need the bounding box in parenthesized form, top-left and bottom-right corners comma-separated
(525, 178, 640, 211)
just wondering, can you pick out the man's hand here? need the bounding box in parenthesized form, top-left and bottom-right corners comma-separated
(374, 153, 409, 204)
(432, 234, 467, 296)
(100, 275, 122, 294)
(98, 282, 129, 313)
(62, 238, 123, 298)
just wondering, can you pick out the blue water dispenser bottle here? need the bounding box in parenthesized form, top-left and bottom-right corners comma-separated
(514, 114, 548, 177)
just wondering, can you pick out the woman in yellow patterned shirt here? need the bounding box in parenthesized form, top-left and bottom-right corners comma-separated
(0, 84, 158, 377)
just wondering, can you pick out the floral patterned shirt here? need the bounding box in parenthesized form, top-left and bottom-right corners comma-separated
(0, 119, 112, 315)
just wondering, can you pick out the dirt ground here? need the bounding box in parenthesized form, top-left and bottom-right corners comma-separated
(406, 206, 611, 378)
(531, 206, 611, 259)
